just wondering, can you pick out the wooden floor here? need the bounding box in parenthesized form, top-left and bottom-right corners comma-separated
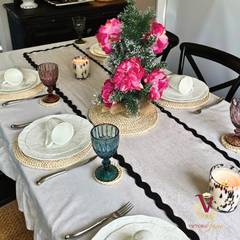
(0, 200, 33, 240)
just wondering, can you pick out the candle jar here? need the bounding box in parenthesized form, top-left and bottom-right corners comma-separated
(72, 56, 90, 80)
(209, 164, 240, 212)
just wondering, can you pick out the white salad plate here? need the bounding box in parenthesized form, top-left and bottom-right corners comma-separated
(92, 215, 188, 240)
(18, 114, 92, 160)
(162, 75, 209, 103)
(89, 43, 108, 58)
(0, 68, 41, 94)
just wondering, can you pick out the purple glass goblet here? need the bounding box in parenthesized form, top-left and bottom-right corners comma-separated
(225, 97, 240, 146)
(38, 63, 60, 103)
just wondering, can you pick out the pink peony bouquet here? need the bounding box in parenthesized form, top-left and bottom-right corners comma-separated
(93, 0, 169, 117)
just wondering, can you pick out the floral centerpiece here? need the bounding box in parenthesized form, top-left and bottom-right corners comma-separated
(93, 0, 169, 118)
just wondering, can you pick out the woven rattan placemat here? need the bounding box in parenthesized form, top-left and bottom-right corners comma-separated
(0, 83, 45, 102)
(88, 104, 159, 136)
(13, 138, 92, 170)
(155, 92, 210, 109)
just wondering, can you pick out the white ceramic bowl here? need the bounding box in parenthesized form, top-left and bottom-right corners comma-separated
(4, 68, 23, 85)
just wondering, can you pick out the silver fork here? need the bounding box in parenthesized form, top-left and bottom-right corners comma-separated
(65, 202, 133, 239)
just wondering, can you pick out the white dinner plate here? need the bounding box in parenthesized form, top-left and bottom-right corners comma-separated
(0, 68, 41, 94)
(162, 75, 209, 103)
(18, 114, 92, 160)
(89, 43, 108, 58)
(92, 215, 189, 240)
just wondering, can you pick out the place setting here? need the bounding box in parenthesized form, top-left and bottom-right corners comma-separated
(13, 113, 93, 170)
(64, 201, 189, 240)
(156, 73, 210, 109)
(13, 111, 124, 186)
(0, 66, 45, 102)
(1, 62, 64, 107)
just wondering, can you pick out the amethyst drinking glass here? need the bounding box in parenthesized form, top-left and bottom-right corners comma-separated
(225, 97, 240, 146)
(38, 63, 60, 103)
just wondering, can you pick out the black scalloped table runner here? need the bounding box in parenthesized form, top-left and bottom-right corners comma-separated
(23, 42, 240, 240)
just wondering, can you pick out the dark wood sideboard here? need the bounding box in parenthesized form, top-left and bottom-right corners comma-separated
(3, 0, 127, 50)
(0, 171, 16, 207)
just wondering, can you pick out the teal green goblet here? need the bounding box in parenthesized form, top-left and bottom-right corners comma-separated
(91, 124, 119, 182)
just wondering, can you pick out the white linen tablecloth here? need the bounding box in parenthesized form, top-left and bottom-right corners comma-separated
(0, 37, 240, 240)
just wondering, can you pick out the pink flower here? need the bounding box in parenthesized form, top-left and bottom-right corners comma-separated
(96, 18, 122, 54)
(113, 58, 146, 92)
(144, 69, 169, 100)
(147, 20, 168, 54)
(101, 79, 117, 107)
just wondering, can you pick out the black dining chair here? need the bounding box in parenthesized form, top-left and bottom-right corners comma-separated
(156, 30, 180, 62)
(177, 42, 240, 102)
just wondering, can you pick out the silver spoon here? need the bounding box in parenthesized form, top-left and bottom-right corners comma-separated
(194, 97, 224, 114)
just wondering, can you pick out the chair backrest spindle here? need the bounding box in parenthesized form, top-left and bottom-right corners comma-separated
(177, 42, 240, 102)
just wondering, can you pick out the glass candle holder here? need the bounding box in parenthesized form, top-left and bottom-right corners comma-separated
(72, 56, 90, 80)
(209, 164, 240, 212)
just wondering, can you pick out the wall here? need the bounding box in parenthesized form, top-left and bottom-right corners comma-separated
(0, 0, 13, 52)
(165, 0, 240, 99)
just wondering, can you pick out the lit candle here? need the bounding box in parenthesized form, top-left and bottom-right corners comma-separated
(72, 56, 90, 80)
(209, 164, 240, 212)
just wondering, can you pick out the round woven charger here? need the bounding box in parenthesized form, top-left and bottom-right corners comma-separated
(88, 104, 159, 136)
(39, 96, 61, 107)
(94, 163, 123, 185)
(0, 83, 45, 101)
(220, 135, 240, 153)
(13, 138, 93, 170)
(155, 92, 210, 109)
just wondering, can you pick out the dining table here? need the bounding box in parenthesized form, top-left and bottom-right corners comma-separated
(0, 36, 240, 240)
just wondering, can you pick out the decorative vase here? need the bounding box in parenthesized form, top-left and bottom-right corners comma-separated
(20, 0, 38, 9)
(102, 96, 156, 118)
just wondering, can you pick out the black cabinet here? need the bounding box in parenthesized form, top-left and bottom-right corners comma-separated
(0, 171, 16, 207)
(4, 0, 127, 50)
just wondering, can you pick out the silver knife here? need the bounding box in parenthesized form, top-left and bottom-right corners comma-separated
(11, 111, 62, 129)
(2, 94, 47, 107)
(36, 155, 97, 185)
